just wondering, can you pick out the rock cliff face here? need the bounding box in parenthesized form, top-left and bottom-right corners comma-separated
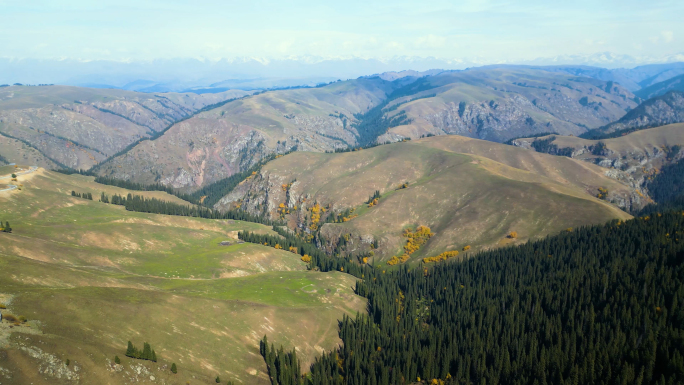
(511, 123, 684, 211)
(0, 85, 250, 169)
(582, 91, 684, 139)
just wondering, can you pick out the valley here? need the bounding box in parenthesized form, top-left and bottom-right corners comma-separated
(1, 63, 684, 385)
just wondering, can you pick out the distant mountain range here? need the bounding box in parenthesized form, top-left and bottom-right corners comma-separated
(2, 53, 684, 93)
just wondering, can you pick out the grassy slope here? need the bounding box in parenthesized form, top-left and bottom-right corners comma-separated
(547, 123, 684, 152)
(0, 169, 365, 384)
(236, 136, 631, 263)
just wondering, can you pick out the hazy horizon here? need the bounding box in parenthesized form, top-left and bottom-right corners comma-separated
(2, 0, 683, 88)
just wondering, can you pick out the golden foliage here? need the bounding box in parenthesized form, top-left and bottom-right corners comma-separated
(462, 245, 471, 251)
(508, 231, 518, 239)
(403, 226, 434, 255)
(289, 246, 298, 253)
(387, 255, 410, 265)
(423, 250, 459, 264)
(301, 254, 311, 263)
(367, 198, 379, 208)
(309, 203, 322, 230)
(274, 244, 283, 250)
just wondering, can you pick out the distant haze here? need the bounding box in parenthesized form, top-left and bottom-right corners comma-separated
(1, 0, 683, 88)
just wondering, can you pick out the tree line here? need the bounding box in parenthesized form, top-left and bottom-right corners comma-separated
(262, 209, 684, 384)
(71, 191, 93, 200)
(100, 192, 279, 225)
(125, 341, 157, 362)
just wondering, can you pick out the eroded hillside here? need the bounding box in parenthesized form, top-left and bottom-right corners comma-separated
(0, 85, 251, 169)
(96, 68, 636, 189)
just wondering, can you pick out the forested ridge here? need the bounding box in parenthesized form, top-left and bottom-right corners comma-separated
(259, 210, 684, 385)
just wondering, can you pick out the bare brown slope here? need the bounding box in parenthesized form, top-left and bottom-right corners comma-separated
(96, 78, 396, 188)
(0, 85, 251, 169)
(216, 136, 631, 262)
(382, 68, 636, 142)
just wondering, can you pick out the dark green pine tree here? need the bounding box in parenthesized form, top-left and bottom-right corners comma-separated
(171, 363, 177, 374)
(114, 355, 120, 364)
(126, 341, 135, 358)
(142, 342, 152, 360)
(215, 375, 221, 383)
(151, 349, 157, 362)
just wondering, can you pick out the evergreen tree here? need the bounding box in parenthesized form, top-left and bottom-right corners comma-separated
(142, 342, 152, 360)
(114, 355, 120, 364)
(126, 341, 135, 357)
(171, 363, 177, 374)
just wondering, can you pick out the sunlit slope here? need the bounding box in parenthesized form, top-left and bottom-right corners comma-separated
(218, 136, 632, 262)
(0, 169, 364, 384)
(382, 68, 636, 142)
(95, 77, 396, 188)
(96, 68, 635, 189)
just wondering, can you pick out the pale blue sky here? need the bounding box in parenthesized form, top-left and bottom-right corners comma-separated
(1, 0, 682, 62)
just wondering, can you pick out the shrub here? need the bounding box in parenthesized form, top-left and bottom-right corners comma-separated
(508, 231, 518, 239)
(18, 315, 27, 322)
(114, 355, 121, 364)
(423, 250, 459, 264)
(2, 313, 17, 322)
(216, 375, 221, 383)
(0, 304, 6, 309)
(462, 245, 471, 251)
(65, 359, 70, 366)
(171, 363, 177, 374)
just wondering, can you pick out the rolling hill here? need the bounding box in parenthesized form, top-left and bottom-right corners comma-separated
(95, 67, 636, 188)
(215, 135, 632, 264)
(0, 167, 364, 384)
(0, 85, 251, 170)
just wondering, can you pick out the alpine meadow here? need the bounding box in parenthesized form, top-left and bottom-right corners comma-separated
(2, 1, 684, 384)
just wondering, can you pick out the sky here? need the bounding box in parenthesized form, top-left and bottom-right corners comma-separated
(1, 0, 683, 63)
